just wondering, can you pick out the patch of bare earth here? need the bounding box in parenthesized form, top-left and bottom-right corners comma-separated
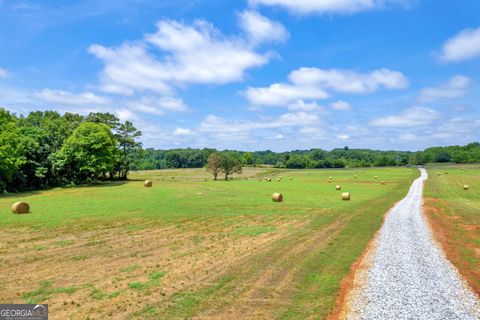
(198, 215, 349, 319)
(423, 197, 480, 296)
(0, 215, 309, 319)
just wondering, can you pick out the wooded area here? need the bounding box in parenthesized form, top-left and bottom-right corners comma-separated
(2, 108, 480, 192)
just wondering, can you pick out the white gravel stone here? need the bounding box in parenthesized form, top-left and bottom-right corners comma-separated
(346, 168, 480, 320)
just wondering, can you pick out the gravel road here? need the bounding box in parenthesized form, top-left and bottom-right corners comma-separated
(344, 168, 480, 320)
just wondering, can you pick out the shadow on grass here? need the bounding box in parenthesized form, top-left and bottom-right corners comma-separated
(0, 180, 132, 199)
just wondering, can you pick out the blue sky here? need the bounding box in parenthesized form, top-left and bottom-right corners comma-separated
(0, 0, 479, 151)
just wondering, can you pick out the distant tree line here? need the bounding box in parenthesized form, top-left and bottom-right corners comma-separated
(133, 143, 480, 171)
(0, 109, 141, 193)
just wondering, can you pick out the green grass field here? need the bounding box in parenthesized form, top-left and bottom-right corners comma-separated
(0, 167, 418, 319)
(424, 164, 480, 295)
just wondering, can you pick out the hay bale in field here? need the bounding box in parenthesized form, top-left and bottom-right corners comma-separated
(11, 202, 30, 214)
(374, 176, 378, 179)
(267, 178, 272, 182)
(289, 177, 293, 180)
(342, 192, 350, 201)
(354, 175, 358, 178)
(328, 176, 333, 180)
(272, 192, 283, 202)
(381, 181, 386, 185)
(336, 185, 341, 190)
(444, 172, 448, 174)
(437, 173, 442, 176)
(277, 177, 281, 182)
(463, 185, 469, 190)
(144, 180, 153, 187)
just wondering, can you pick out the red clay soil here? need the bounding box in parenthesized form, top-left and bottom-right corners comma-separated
(423, 197, 480, 296)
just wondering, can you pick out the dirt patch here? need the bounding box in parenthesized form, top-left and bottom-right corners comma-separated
(0, 215, 311, 319)
(206, 217, 348, 319)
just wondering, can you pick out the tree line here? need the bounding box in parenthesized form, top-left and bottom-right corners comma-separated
(0, 109, 141, 193)
(2, 108, 480, 192)
(133, 143, 480, 171)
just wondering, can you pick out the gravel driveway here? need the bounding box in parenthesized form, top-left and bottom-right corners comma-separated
(344, 168, 480, 320)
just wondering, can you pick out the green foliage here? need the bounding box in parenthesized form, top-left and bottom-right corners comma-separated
(219, 154, 242, 180)
(52, 122, 118, 184)
(115, 121, 142, 179)
(0, 109, 25, 191)
(22, 280, 76, 304)
(0, 108, 142, 192)
(206, 153, 222, 180)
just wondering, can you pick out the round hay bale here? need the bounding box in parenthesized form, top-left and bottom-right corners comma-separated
(277, 178, 281, 182)
(381, 181, 386, 185)
(342, 192, 350, 201)
(328, 180, 332, 183)
(267, 178, 272, 182)
(336, 185, 341, 190)
(328, 176, 333, 180)
(144, 180, 153, 187)
(354, 175, 358, 178)
(289, 177, 293, 180)
(444, 172, 448, 175)
(272, 192, 283, 202)
(374, 176, 378, 179)
(11, 202, 30, 214)
(463, 185, 469, 190)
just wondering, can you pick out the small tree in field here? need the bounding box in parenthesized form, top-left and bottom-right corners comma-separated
(206, 153, 222, 180)
(220, 154, 242, 180)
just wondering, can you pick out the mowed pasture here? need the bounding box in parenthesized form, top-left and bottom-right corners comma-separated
(0, 167, 418, 319)
(424, 164, 480, 295)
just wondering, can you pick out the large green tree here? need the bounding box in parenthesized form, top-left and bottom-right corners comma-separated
(53, 122, 118, 184)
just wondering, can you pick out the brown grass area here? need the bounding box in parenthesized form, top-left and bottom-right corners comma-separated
(0, 215, 309, 319)
(423, 197, 480, 295)
(202, 216, 347, 319)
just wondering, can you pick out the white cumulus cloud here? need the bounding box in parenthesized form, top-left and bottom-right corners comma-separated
(440, 27, 480, 62)
(418, 75, 470, 103)
(289, 67, 408, 93)
(89, 19, 272, 96)
(238, 10, 288, 44)
(370, 106, 440, 127)
(245, 67, 408, 107)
